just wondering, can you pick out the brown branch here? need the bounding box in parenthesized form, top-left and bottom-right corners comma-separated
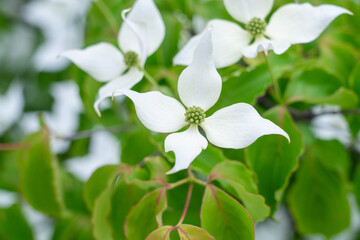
(0, 142, 31, 151)
(55, 124, 133, 141)
(257, 96, 360, 120)
(289, 108, 360, 120)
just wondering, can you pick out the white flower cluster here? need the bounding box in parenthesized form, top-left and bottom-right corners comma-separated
(62, 0, 350, 173)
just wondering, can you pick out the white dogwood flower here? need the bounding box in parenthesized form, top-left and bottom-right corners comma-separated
(62, 0, 165, 116)
(174, 0, 351, 68)
(118, 29, 289, 174)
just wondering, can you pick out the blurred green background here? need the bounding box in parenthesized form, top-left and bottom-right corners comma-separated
(1, 0, 360, 239)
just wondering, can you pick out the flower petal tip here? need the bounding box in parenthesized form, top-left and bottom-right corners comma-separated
(166, 168, 177, 175)
(284, 132, 291, 143)
(121, 8, 131, 19)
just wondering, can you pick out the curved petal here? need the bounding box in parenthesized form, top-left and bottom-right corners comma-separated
(173, 19, 251, 68)
(62, 42, 125, 82)
(165, 125, 208, 174)
(201, 103, 289, 149)
(241, 36, 291, 58)
(173, 35, 201, 66)
(178, 29, 222, 111)
(118, 0, 165, 57)
(119, 90, 187, 133)
(223, 0, 274, 23)
(266, 3, 352, 44)
(118, 13, 147, 66)
(93, 69, 144, 116)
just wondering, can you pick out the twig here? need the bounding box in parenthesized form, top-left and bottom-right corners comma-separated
(0, 142, 31, 151)
(55, 124, 133, 141)
(290, 109, 360, 120)
(257, 95, 360, 120)
(142, 68, 162, 92)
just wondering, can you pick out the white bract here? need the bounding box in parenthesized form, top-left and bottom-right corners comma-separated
(61, 0, 165, 116)
(173, 0, 351, 68)
(118, 30, 290, 174)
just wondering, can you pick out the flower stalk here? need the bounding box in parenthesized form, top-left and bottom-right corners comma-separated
(263, 53, 282, 103)
(142, 68, 162, 92)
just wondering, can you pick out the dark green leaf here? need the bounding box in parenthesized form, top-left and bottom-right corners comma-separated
(191, 145, 224, 175)
(121, 127, 157, 165)
(288, 140, 351, 237)
(209, 64, 271, 115)
(355, 165, 360, 210)
(349, 61, 360, 100)
(60, 170, 88, 214)
(163, 183, 204, 227)
(52, 216, 94, 240)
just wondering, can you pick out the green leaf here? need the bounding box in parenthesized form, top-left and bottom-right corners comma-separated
(355, 165, 360, 210)
(288, 141, 351, 238)
(309, 87, 358, 109)
(209, 161, 270, 223)
(150, 12, 182, 67)
(145, 224, 215, 240)
(209, 64, 271, 115)
(124, 188, 167, 240)
(191, 145, 224, 175)
(201, 185, 254, 240)
(108, 178, 149, 240)
(177, 224, 215, 240)
(19, 128, 64, 217)
(60, 170, 88, 214)
(145, 226, 173, 240)
(163, 183, 204, 227)
(349, 61, 360, 100)
(320, 40, 358, 83)
(305, 140, 350, 177)
(83, 165, 120, 210)
(286, 68, 341, 101)
(246, 107, 303, 212)
(121, 127, 157, 165)
(92, 168, 120, 240)
(0, 204, 34, 240)
(53, 216, 94, 240)
(285, 68, 359, 108)
(0, 151, 20, 191)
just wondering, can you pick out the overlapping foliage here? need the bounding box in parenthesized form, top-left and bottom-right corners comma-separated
(1, 0, 360, 239)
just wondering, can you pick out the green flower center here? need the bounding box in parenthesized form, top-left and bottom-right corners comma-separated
(124, 51, 139, 68)
(185, 106, 206, 125)
(246, 17, 267, 36)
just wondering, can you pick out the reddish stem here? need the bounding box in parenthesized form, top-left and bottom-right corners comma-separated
(177, 183, 193, 226)
(0, 142, 31, 151)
